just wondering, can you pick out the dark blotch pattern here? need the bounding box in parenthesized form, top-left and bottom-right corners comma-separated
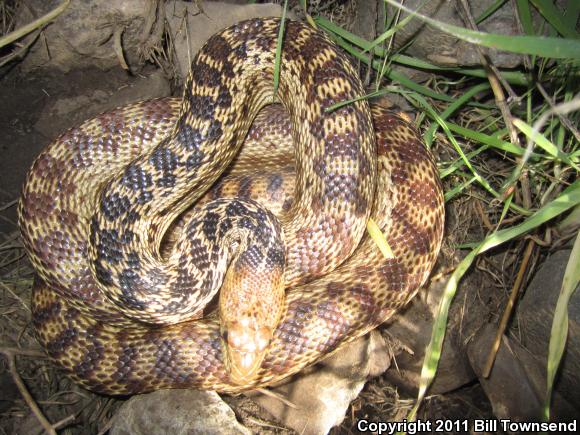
(202, 211, 220, 243)
(96, 229, 134, 265)
(266, 245, 285, 268)
(238, 176, 253, 199)
(122, 164, 153, 191)
(149, 147, 180, 173)
(266, 174, 283, 195)
(100, 193, 131, 221)
(237, 244, 264, 269)
(191, 62, 223, 88)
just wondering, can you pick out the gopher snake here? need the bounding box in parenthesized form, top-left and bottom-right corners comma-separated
(19, 18, 444, 393)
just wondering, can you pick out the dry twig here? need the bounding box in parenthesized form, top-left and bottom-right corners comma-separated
(0, 347, 65, 435)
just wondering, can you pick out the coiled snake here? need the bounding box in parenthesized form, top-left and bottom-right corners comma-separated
(18, 18, 444, 394)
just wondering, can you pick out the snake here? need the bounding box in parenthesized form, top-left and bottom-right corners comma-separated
(18, 18, 444, 394)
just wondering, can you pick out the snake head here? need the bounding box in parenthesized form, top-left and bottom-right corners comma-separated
(218, 221, 286, 385)
(222, 318, 272, 384)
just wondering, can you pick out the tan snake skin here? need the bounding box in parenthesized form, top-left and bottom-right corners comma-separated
(19, 18, 444, 394)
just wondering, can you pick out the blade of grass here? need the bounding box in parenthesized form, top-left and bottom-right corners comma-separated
(0, 0, 70, 48)
(513, 118, 579, 169)
(530, 0, 580, 39)
(407, 179, 580, 422)
(273, 0, 289, 97)
(446, 122, 531, 157)
(392, 54, 529, 86)
(404, 92, 531, 215)
(515, 0, 535, 36)
(367, 218, 395, 259)
(316, 16, 529, 86)
(501, 95, 580, 197)
(424, 82, 491, 146)
(561, 0, 580, 31)
(363, 11, 417, 54)
(444, 176, 477, 202)
(544, 232, 580, 420)
(384, 0, 580, 59)
(439, 145, 490, 179)
(475, 0, 508, 25)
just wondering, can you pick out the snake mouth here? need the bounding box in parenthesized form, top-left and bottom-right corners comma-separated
(224, 321, 271, 385)
(227, 349, 264, 385)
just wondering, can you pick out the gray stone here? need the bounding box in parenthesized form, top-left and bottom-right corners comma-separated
(517, 249, 580, 415)
(165, 1, 290, 81)
(251, 331, 393, 435)
(466, 248, 580, 421)
(110, 390, 251, 435)
(468, 323, 544, 421)
(382, 277, 479, 395)
(15, 0, 164, 72)
(385, 0, 525, 67)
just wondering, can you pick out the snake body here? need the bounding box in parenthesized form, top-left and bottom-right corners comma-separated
(19, 18, 444, 394)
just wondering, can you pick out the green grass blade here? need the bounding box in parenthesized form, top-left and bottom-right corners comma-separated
(446, 122, 530, 157)
(515, 0, 535, 35)
(561, 0, 580, 31)
(316, 16, 373, 50)
(544, 232, 580, 421)
(409, 179, 580, 420)
(387, 69, 454, 102)
(316, 16, 529, 86)
(439, 145, 490, 179)
(513, 118, 580, 169)
(364, 12, 417, 54)
(480, 180, 580, 253)
(530, 0, 580, 39)
(496, 192, 514, 230)
(444, 176, 477, 202)
(384, 0, 580, 59)
(425, 83, 491, 146)
(476, 0, 509, 24)
(273, 0, 289, 97)
(405, 92, 531, 216)
(391, 54, 529, 85)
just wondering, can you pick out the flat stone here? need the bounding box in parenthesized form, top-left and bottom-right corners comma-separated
(110, 389, 251, 435)
(251, 331, 393, 435)
(165, 1, 290, 81)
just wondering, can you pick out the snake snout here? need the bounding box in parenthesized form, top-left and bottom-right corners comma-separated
(224, 319, 271, 384)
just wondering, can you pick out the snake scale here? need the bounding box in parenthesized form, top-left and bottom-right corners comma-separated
(18, 18, 444, 394)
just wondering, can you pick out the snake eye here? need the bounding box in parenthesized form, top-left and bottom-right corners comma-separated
(221, 330, 228, 342)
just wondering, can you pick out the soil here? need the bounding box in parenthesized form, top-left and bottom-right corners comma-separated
(0, 67, 151, 235)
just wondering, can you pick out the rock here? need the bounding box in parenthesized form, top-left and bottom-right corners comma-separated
(251, 331, 393, 435)
(382, 276, 479, 395)
(110, 390, 250, 435)
(517, 249, 580, 416)
(558, 204, 580, 234)
(34, 69, 170, 138)
(468, 323, 544, 421)
(165, 1, 290, 81)
(466, 249, 580, 421)
(14, 0, 164, 72)
(468, 323, 578, 421)
(385, 0, 525, 68)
